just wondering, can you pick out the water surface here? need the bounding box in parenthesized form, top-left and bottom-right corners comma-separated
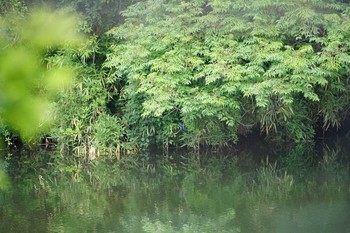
(0, 141, 349, 233)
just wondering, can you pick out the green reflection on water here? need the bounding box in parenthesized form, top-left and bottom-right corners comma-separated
(0, 160, 9, 190)
(1, 142, 350, 233)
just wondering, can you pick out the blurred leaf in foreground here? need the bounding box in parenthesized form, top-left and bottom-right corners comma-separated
(0, 8, 83, 141)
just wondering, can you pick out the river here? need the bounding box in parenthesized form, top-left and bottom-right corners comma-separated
(0, 138, 349, 233)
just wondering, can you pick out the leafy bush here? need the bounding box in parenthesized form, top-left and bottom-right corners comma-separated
(105, 0, 350, 147)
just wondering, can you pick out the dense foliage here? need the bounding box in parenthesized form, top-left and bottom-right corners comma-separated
(105, 0, 350, 149)
(0, 0, 136, 152)
(1, 0, 350, 155)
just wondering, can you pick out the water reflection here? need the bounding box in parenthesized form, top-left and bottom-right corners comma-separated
(273, 200, 350, 233)
(0, 141, 349, 233)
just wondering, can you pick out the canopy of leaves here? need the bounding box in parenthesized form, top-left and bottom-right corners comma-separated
(105, 0, 350, 146)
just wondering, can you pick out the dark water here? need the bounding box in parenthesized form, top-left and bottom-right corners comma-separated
(0, 139, 350, 233)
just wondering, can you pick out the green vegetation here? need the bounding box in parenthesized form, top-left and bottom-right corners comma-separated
(1, 2, 350, 231)
(1, 0, 350, 156)
(0, 6, 82, 143)
(105, 0, 350, 148)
